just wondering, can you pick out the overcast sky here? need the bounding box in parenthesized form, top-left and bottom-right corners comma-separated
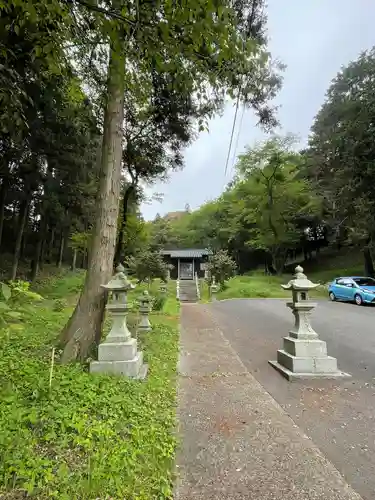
(141, 0, 375, 221)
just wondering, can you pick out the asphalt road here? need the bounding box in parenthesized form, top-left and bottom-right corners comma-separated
(208, 299, 375, 500)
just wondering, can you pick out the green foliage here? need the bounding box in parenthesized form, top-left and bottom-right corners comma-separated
(307, 47, 375, 250)
(8, 280, 43, 303)
(34, 271, 85, 299)
(211, 273, 326, 301)
(207, 250, 237, 287)
(152, 294, 167, 312)
(158, 135, 322, 275)
(0, 273, 179, 499)
(69, 232, 91, 252)
(0, 282, 10, 301)
(52, 298, 67, 312)
(0, 280, 43, 329)
(232, 136, 321, 272)
(126, 249, 168, 284)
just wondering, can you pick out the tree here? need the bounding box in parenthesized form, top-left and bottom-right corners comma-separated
(207, 249, 236, 287)
(0, 0, 73, 250)
(168, 137, 321, 275)
(231, 136, 321, 273)
(0, 1, 100, 283)
(126, 249, 167, 284)
(59, 0, 282, 361)
(307, 47, 375, 274)
(114, 77, 199, 264)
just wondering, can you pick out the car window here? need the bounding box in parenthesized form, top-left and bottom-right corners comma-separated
(336, 279, 353, 287)
(353, 278, 375, 287)
(336, 279, 347, 285)
(343, 279, 354, 287)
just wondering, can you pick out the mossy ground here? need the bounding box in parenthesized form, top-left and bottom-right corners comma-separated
(0, 271, 179, 499)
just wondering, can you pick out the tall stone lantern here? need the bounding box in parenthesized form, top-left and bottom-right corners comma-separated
(90, 264, 148, 379)
(138, 290, 152, 332)
(269, 266, 350, 380)
(210, 276, 218, 301)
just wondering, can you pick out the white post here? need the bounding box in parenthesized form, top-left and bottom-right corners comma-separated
(195, 272, 200, 300)
(210, 276, 218, 301)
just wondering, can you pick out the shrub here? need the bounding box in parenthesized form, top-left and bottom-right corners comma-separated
(0, 281, 43, 329)
(53, 299, 68, 312)
(152, 294, 167, 311)
(126, 250, 167, 284)
(207, 250, 237, 287)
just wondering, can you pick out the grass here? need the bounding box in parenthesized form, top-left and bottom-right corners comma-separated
(0, 272, 180, 499)
(200, 250, 364, 302)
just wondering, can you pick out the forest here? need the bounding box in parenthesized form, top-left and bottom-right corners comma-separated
(1, 1, 375, 360)
(149, 48, 375, 278)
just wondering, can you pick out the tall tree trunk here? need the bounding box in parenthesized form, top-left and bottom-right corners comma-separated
(57, 230, 67, 269)
(272, 247, 286, 275)
(11, 197, 30, 280)
(364, 246, 374, 277)
(47, 227, 55, 263)
(0, 179, 8, 249)
(20, 231, 27, 260)
(31, 215, 48, 281)
(71, 248, 78, 272)
(80, 251, 85, 269)
(114, 184, 134, 265)
(40, 234, 47, 270)
(83, 248, 89, 269)
(60, 38, 126, 363)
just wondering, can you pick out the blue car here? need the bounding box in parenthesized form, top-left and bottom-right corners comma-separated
(328, 276, 375, 306)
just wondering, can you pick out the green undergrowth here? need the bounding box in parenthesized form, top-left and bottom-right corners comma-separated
(200, 262, 364, 302)
(0, 273, 180, 499)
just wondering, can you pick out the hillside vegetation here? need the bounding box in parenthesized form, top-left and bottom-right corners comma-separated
(0, 272, 179, 499)
(201, 247, 364, 301)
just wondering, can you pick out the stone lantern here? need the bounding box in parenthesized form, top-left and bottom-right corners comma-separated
(159, 282, 168, 295)
(90, 264, 147, 379)
(210, 276, 218, 301)
(269, 265, 349, 380)
(138, 290, 152, 332)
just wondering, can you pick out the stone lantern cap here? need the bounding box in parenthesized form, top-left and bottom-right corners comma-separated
(101, 264, 135, 292)
(139, 290, 152, 304)
(281, 265, 319, 291)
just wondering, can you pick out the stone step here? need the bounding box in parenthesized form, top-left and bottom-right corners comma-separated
(178, 280, 200, 303)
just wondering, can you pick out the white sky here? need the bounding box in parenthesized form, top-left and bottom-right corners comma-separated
(141, 0, 375, 220)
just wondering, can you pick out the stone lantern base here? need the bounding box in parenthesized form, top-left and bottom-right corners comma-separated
(269, 335, 350, 380)
(269, 266, 351, 381)
(90, 337, 148, 379)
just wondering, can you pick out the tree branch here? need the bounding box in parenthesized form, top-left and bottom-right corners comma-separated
(71, 0, 136, 26)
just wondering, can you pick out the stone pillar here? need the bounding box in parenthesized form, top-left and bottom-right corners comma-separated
(90, 264, 147, 379)
(269, 266, 350, 380)
(210, 276, 218, 301)
(138, 290, 152, 332)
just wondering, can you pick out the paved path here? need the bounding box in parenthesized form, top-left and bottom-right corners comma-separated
(205, 299, 375, 500)
(176, 303, 363, 500)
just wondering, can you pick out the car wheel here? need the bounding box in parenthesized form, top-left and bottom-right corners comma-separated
(354, 294, 363, 306)
(329, 292, 336, 301)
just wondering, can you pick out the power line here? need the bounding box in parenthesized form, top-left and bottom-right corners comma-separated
(224, 89, 241, 176)
(229, 103, 245, 175)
